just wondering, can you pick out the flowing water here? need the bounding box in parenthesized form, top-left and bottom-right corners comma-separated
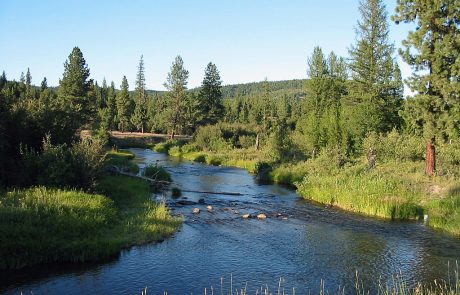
(1, 148, 460, 295)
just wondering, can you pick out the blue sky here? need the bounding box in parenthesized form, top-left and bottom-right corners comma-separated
(0, 0, 413, 91)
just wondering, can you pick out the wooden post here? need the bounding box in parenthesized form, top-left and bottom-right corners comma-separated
(426, 140, 436, 176)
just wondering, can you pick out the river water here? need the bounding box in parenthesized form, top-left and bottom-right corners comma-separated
(1, 148, 460, 295)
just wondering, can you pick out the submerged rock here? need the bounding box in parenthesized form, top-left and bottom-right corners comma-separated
(176, 200, 197, 206)
(198, 198, 206, 204)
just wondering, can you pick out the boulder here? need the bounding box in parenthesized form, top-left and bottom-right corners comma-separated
(242, 214, 252, 219)
(206, 205, 213, 212)
(257, 213, 267, 220)
(193, 208, 200, 214)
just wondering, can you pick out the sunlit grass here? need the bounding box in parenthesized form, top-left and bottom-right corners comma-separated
(0, 175, 181, 270)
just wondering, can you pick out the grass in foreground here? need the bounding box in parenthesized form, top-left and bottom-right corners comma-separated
(0, 175, 181, 270)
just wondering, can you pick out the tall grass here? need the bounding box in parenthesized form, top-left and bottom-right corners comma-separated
(0, 175, 181, 270)
(0, 187, 121, 270)
(141, 267, 460, 295)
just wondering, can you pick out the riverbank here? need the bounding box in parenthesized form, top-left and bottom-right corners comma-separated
(152, 141, 460, 236)
(0, 150, 181, 270)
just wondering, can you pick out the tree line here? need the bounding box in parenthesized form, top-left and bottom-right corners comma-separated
(0, 0, 458, 189)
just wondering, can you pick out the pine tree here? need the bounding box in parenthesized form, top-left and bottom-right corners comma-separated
(393, 0, 460, 175)
(25, 68, 32, 99)
(131, 55, 148, 133)
(40, 77, 48, 92)
(116, 76, 131, 132)
(304, 46, 329, 156)
(346, 0, 402, 140)
(101, 78, 108, 109)
(106, 81, 117, 130)
(164, 55, 189, 139)
(58, 47, 92, 125)
(197, 62, 224, 126)
(0, 71, 6, 90)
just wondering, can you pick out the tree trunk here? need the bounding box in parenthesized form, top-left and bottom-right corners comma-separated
(255, 134, 260, 150)
(426, 140, 436, 176)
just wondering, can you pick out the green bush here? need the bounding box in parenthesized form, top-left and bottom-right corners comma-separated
(153, 140, 184, 153)
(168, 146, 182, 157)
(238, 135, 256, 149)
(23, 136, 105, 190)
(144, 164, 171, 182)
(363, 130, 424, 163)
(195, 125, 229, 151)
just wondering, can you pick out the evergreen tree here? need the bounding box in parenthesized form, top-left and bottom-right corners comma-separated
(40, 77, 48, 92)
(303, 46, 329, 156)
(0, 71, 6, 90)
(197, 62, 224, 126)
(346, 0, 402, 140)
(106, 81, 117, 130)
(25, 68, 32, 99)
(101, 78, 108, 109)
(58, 47, 92, 125)
(116, 76, 131, 132)
(164, 55, 189, 139)
(131, 55, 148, 132)
(393, 0, 460, 175)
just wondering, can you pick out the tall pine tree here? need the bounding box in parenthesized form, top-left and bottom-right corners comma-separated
(346, 0, 403, 142)
(116, 76, 131, 132)
(164, 55, 189, 139)
(197, 62, 224, 126)
(58, 47, 92, 126)
(131, 55, 148, 133)
(393, 0, 460, 175)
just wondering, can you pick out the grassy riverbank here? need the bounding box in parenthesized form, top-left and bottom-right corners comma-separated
(0, 173, 181, 270)
(153, 140, 460, 235)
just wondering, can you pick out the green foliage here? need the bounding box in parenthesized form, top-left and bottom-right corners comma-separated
(194, 124, 229, 152)
(116, 76, 131, 132)
(164, 55, 189, 137)
(393, 0, 460, 143)
(197, 62, 224, 126)
(22, 136, 106, 190)
(144, 164, 171, 182)
(105, 149, 139, 174)
(345, 0, 403, 142)
(96, 175, 181, 243)
(131, 55, 148, 132)
(296, 160, 424, 220)
(362, 130, 425, 162)
(153, 140, 184, 153)
(58, 47, 94, 127)
(0, 187, 120, 269)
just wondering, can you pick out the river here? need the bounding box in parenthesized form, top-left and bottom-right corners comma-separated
(1, 148, 459, 294)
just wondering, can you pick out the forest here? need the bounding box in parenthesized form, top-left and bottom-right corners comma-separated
(0, 0, 459, 274)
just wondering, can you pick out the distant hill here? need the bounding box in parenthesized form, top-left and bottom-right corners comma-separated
(49, 79, 308, 100)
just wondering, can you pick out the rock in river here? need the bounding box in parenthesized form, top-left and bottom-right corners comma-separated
(206, 205, 213, 212)
(193, 208, 200, 214)
(257, 213, 267, 220)
(242, 214, 252, 219)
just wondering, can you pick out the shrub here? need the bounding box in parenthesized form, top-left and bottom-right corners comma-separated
(238, 135, 256, 149)
(195, 125, 228, 151)
(23, 136, 105, 190)
(144, 164, 171, 182)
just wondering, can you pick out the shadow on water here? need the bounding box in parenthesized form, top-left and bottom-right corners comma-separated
(1, 148, 460, 295)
